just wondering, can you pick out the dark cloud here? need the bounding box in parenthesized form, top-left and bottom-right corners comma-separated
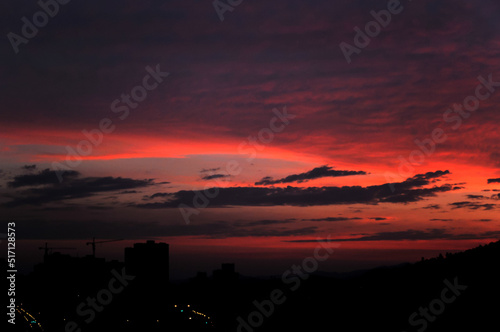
(255, 165, 366, 185)
(479, 231, 500, 238)
(488, 178, 500, 184)
(430, 219, 454, 222)
(449, 202, 496, 210)
(201, 168, 221, 173)
(8, 168, 80, 188)
(287, 229, 500, 243)
(10, 219, 316, 240)
(35, 206, 78, 212)
(482, 189, 500, 193)
(202, 174, 230, 181)
(241, 219, 297, 226)
(4, 172, 155, 207)
(233, 226, 317, 238)
(147, 192, 172, 200)
(369, 217, 387, 221)
(303, 217, 362, 222)
(466, 195, 486, 199)
(470, 193, 500, 200)
(22, 165, 37, 171)
(138, 170, 455, 209)
(87, 205, 114, 210)
(401, 171, 450, 186)
(473, 219, 492, 222)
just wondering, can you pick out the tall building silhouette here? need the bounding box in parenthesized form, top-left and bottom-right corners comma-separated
(125, 240, 170, 283)
(123, 240, 170, 322)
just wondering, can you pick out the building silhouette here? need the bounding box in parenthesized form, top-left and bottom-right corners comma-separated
(213, 263, 238, 283)
(125, 240, 170, 283)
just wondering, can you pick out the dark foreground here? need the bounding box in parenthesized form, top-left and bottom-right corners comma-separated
(6, 240, 500, 331)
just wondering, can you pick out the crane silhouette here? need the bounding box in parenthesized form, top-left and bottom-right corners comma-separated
(38, 243, 76, 260)
(86, 237, 124, 257)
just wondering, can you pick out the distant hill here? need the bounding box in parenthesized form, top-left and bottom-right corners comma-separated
(243, 240, 500, 331)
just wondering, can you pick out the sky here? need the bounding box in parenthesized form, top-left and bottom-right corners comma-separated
(1, 0, 499, 279)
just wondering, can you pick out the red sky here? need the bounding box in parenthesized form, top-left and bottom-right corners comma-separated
(1, 0, 499, 279)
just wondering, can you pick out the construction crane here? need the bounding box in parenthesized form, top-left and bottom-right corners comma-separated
(38, 243, 76, 260)
(86, 237, 123, 257)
